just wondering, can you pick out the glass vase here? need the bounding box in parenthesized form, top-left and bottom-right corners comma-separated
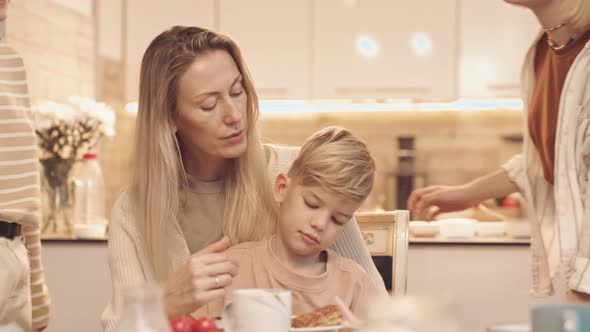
(40, 157, 76, 237)
(114, 282, 171, 332)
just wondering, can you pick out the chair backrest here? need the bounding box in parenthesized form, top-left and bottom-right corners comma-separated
(355, 210, 409, 296)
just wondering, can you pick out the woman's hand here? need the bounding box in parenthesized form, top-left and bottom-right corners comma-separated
(565, 289, 590, 304)
(164, 237, 238, 318)
(408, 185, 478, 220)
(408, 169, 519, 221)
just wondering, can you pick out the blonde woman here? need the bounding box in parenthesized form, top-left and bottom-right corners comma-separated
(409, 0, 590, 301)
(101, 26, 385, 331)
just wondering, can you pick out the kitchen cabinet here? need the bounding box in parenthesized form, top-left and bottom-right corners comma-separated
(219, 0, 311, 99)
(312, 0, 458, 101)
(42, 240, 110, 332)
(122, 0, 542, 102)
(408, 242, 564, 332)
(459, 0, 539, 98)
(125, 0, 215, 101)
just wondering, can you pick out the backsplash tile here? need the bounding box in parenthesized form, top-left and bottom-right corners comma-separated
(8, 0, 95, 103)
(97, 109, 524, 214)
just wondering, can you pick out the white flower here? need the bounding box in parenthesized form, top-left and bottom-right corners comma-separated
(58, 145, 72, 159)
(32, 101, 79, 130)
(32, 97, 116, 137)
(69, 96, 116, 137)
(32, 97, 117, 161)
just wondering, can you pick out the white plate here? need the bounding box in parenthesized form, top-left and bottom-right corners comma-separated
(487, 323, 530, 332)
(291, 325, 346, 332)
(438, 218, 477, 238)
(217, 320, 346, 332)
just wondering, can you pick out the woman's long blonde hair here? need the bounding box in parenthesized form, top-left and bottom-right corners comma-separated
(130, 26, 276, 280)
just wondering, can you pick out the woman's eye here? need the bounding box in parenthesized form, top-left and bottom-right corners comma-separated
(230, 89, 244, 97)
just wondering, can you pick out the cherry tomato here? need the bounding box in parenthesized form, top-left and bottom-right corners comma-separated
(170, 316, 195, 332)
(192, 317, 219, 332)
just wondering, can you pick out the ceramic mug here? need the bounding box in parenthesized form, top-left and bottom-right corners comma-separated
(226, 289, 292, 332)
(532, 304, 590, 332)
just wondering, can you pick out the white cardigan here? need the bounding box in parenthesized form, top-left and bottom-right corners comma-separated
(503, 32, 590, 296)
(101, 144, 385, 331)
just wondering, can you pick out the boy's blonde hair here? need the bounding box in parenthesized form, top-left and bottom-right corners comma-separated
(288, 126, 376, 202)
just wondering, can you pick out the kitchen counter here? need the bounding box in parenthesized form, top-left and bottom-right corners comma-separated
(40, 235, 531, 245)
(41, 236, 107, 243)
(40, 233, 545, 332)
(409, 235, 530, 245)
(41, 235, 530, 245)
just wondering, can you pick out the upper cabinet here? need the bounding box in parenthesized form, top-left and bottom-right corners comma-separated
(219, 0, 310, 99)
(122, 0, 541, 102)
(459, 1, 539, 98)
(312, 0, 458, 101)
(125, 0, 215, 101)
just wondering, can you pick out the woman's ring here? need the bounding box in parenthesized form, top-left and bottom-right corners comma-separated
(215, 276, 220, 288)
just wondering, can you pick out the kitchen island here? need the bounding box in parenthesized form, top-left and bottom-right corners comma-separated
(407, 236, 556, 332)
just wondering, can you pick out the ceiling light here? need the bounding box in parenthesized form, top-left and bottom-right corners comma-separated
(356, 35, 379, 59)
(411, 33, 432, 56)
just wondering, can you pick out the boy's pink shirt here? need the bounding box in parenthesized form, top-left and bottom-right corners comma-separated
(198, 237, 379, 317)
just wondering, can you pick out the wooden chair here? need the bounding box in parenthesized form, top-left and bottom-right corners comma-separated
(355, 210, 410, 296)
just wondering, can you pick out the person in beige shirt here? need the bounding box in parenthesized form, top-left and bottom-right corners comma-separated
(0, 1, 51, 330)
(202, 126, 381, 317)
(408, 0, 590, 302)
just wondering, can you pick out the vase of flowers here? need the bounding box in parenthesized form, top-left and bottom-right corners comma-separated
(32, 96, 115, 236)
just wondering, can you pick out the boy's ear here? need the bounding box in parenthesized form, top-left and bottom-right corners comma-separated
(274, 173, 289, 203)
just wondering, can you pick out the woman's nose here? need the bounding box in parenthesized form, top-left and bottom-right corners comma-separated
(223, 99, 242, 125)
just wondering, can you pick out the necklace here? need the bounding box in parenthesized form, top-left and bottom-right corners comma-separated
(543, 21, 578, 50)
(547, 34, 577, 51)
(543, 23, 566, 32)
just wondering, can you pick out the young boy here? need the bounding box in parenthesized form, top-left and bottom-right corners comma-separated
(203, 126, 379, 317)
